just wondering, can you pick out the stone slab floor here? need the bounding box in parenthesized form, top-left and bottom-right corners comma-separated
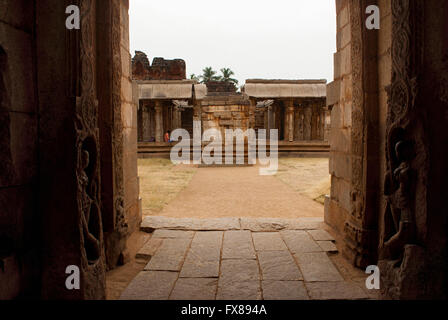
(119, 217, 378, 300)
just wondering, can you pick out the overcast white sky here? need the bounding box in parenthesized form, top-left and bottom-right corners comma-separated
(129, 0, 336, 85)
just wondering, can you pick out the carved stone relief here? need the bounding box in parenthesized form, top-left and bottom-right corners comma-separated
(378, 0, 428, 299)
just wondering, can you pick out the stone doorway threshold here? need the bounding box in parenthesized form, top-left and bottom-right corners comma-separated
(117, 216, 379, 300)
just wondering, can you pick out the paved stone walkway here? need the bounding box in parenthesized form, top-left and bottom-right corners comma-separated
(120, 217, 371, 300)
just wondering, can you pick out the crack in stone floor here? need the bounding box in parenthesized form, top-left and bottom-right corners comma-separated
(120, 217, 373, 300)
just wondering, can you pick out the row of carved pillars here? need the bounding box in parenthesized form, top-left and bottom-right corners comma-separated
(138, 100, 201, 142)
(254, 99, 327, 141)
(138, 101, 164, 142)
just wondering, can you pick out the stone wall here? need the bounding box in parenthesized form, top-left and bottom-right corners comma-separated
(0, 0, 39, 299)
(132, 51, 186, 81)
(0, 0, 142, 299)
(120, 0, 141, 246)
(326, 0, 448, 299)
(325, 0, 353, 236)
(201, 96, 251, 137)
(326, 0, 381, 268)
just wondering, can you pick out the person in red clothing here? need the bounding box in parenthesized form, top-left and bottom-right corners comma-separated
(164, 130, 171, 143)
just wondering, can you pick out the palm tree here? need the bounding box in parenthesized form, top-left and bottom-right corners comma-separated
(219, 68, 239, 85)
(200, 67, 220, 84)
(190, 73, 201, 81)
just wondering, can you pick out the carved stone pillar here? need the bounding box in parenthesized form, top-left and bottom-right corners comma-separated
(311, 105, 318, 140)
(303, 104, 312, 140)
(155, 101, 163, 142)
(295, 106, 304, 141)
(286, 100, 294, 142)
(263, 108, 268, 132)
(323, 107, 330, 142)
(267, 105, 273, 140)
(142, 104, 151, 141)
(137, 102, 143, 141)
(173, 105, 182, 130)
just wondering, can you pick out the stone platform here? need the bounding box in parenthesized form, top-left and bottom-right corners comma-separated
(120, 217, 371, 300)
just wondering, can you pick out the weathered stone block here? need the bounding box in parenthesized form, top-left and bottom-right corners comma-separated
(180, 231, 223, 278)
(121, 77, 133, 102)
(152, 230, 194, 239)
(340, 46, 351, 76)
(329, 151, 351, 180)
(252, 232, 288, 251)
(317, 241, 338, 253)
(326, 80, 341, 107)
(216, 281, 261, 300)
(135, 238, 163, 259)
(281, 230, 322, 253)
(324, 198, 347, 234)
(170, 278, 218, 300)
(343, 101, 352, 127)
(119, 271, 178, 300)
(262, 281, 309, 300)
(294, 252, 344, 282)
(307, 281, 368, 300)
(222, 230, 256, 260)
(257, 251, 303, 280)
(141, 216, 241, 232)
(219, 259, 260, 283)
(308, 230, 335, 242)
(144, 238, 191, 271)
(329, 128, 351, 153)
(337, 6, 349, 29)
(334, 51, 342, 80)
(330, 104, 343, 129)
(240, 217, 323, 232)
(330, 176, 352, 213)
(339, 23, 351, 49)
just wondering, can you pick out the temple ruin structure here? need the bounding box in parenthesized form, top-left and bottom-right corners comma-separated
(133, 53, 329, 158)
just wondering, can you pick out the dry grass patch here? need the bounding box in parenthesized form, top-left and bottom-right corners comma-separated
(275, 157, 330, 204)
(138, 158, 197, 215)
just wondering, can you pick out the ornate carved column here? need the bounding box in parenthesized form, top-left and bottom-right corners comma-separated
(154, 101, 163, 142)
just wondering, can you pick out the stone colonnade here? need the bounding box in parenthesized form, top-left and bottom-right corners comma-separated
(138, 99, 200, 142)
(253, 98, 329, 142)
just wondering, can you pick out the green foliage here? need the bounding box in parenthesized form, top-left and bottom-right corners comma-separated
(219, 68, 239, 85)
(196, 67, 239, 85)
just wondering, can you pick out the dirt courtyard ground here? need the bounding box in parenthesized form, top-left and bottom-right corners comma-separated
(138, 158, 330, 219)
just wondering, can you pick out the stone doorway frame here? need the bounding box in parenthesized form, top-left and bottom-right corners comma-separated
(34, 0, 439, 299)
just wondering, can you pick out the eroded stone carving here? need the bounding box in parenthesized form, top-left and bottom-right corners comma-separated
(381, 139, 416, 260)
(379, 0, 428, 299)
(74, 0, 106, 297)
